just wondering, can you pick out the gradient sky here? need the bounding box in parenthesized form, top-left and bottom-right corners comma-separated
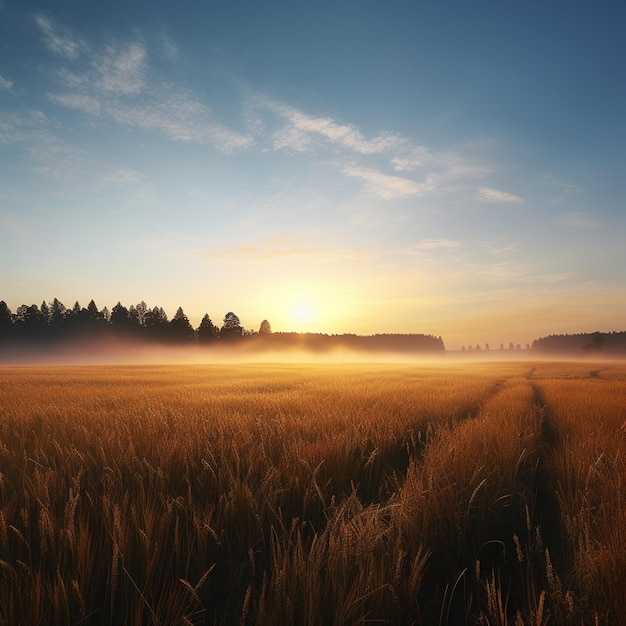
(1, 0, 624, 349)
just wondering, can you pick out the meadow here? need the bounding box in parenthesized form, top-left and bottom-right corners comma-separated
(0, 361, 624, 625)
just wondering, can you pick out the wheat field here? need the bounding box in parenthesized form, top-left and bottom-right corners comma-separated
(0, 361, 624, 625)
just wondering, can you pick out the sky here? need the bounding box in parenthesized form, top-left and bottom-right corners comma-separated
(0, 0, 624, 349)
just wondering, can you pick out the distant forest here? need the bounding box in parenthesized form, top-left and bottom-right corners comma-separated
(0, 299, 445, 354)
(531, 331, 626, 355)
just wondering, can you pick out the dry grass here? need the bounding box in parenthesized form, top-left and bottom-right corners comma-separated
(0, 361, 624, 624)
(529, 363, 626, 624)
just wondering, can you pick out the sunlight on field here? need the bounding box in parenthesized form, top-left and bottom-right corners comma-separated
(0, 361, 624, 624)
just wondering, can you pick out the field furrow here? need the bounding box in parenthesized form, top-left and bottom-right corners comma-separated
(531, 365, 626, 625)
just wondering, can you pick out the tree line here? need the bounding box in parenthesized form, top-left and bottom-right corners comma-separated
(0, 298, 258, 345)
(531, 331, 626, 355)
(0, 298, 445, 353)
(461, 343, 531, 352)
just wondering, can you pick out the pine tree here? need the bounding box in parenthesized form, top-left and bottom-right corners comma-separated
(0, 301, 14, 342)
(197, 313, 218, 343)
(170, 307, 194, 341)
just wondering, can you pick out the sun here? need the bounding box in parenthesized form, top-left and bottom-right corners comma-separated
(293, 303, 312, 324)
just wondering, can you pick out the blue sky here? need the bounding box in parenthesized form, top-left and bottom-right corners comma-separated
(1, 0, 624, 348)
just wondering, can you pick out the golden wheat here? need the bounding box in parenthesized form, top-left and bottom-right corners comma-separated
(0, 361, 623, 624)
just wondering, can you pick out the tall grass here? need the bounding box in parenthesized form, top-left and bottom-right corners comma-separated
(0, 361, 623, 624)
(531, 364, 626, 624)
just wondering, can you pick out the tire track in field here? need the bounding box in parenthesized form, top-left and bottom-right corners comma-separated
(411, 377, 546, 624)
(464, 378, 508, 422)
(359, 378, 510, 506)
(529, 380, 572, 579)
(416, 374, 579, 623)
(458, 377, 571, 622)
(450, 377, 568, 623)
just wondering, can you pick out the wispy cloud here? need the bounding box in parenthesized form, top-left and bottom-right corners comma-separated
(480, 261, 528, 282)
(252, 96, 402, 155)
(390, 149, 433, 171)
(531, 273, 573, 284)
(0, 74, 13, 91)
(402, 239, 463, 252)
(38, 15, 252, 153)
(479, 260, 570, 284)
(556, 211, 598, 227)
(31, 13, 520, 207)
(30, 141, 100, 184)
(478, 241, 519, 256)
(196, 233, 372, 262)
(99, 167, 143, 186)
(342, 166, 438, 200)
(34, 13, 86, 60)
(241, 93, 508, 211)
(96, 43, 146, 95)
(196, 233, 468, 265)
(48, 92, 101, 116)
(107, 84, 252, 151)
(392, 150, 491, 180)
(159, 32, 181, 60)
(0, 110, 52, 145)
(0, 107, 145, 187)
(478, 187, 523, 203)
(251, 95, 490, 185)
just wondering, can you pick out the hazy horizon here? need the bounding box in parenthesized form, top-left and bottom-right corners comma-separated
(1, 1, 624, 348)
(2, 332, 624, 368)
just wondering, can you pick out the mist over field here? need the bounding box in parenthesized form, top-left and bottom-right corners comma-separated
(2, 335, 620, 367)
(3, 296, 624, 365)
(0, 341, 443, 367)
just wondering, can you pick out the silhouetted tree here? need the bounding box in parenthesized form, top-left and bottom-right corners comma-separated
(145, 306, 169, 340)
(128, 305, 141, 331)
(221, 311, 243, 339)
(110, 302, 131, 331)
(87, 300, 105, 331)
(14, 304, 46, 340)
(49, 298, 66, 338)
(169, 307, 194, 341)
(135, 301, 149, 327)
(0, 301, 14, 342)
(197, 313, 218, 343)
(65, 301, 82, 334)
(259, 320, 272, 335)
(40, 301, 50, 328)
(64, 301, 94, 336)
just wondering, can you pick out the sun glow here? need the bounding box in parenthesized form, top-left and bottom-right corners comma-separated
(264, 282, 353, 333)
(293, 303, 312, 324)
